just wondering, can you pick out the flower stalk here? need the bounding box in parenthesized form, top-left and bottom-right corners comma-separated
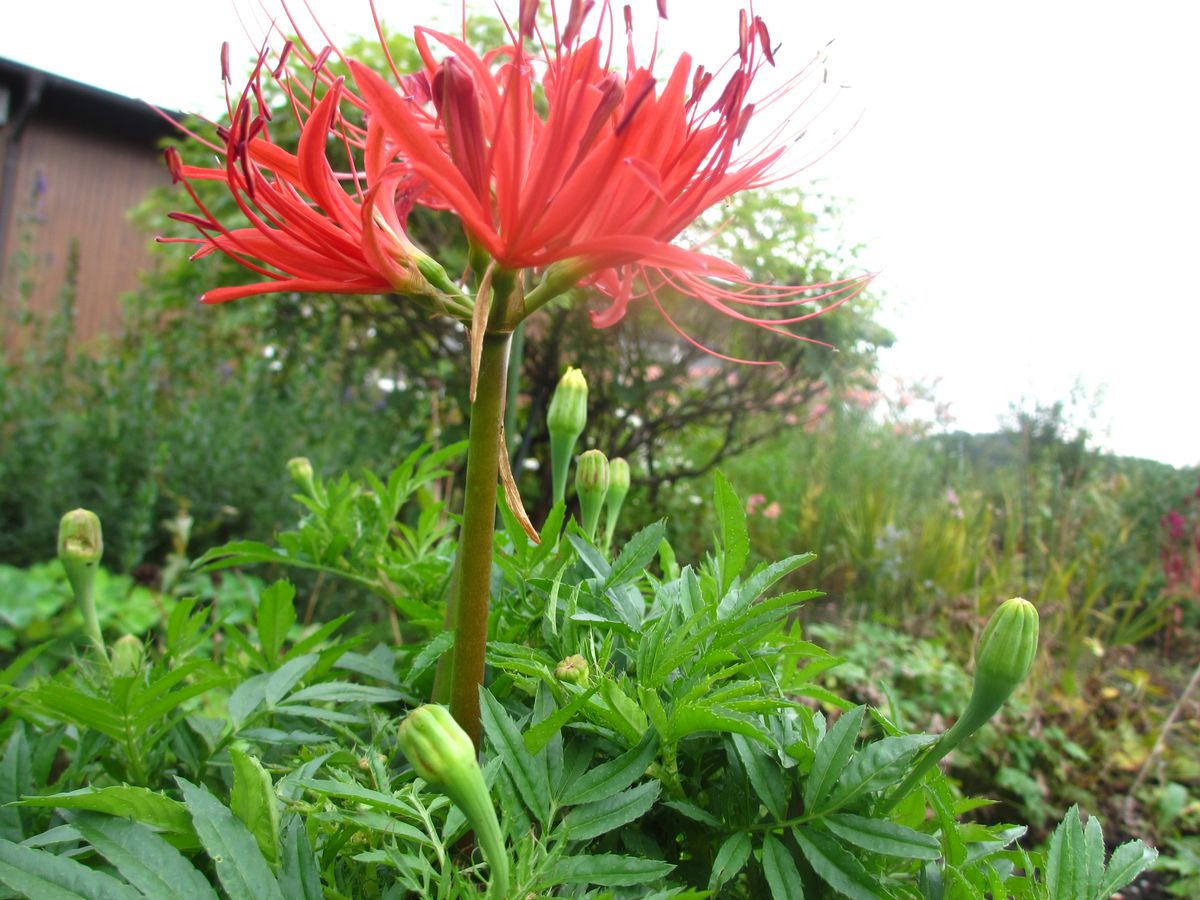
(397, 705, 510, 898)
(448, 273, 524, 749)
(58, 509, 108, 669)
(603, 458, 631, 553)
(882, 598, 1039, 812)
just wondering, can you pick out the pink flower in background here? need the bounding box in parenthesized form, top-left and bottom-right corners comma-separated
(762, 501, 781, 520)
(745, 493, 766, 515)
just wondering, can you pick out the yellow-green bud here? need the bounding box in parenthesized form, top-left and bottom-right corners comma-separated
(398, 704, 478, 788)
(555, 654, 590, 685)
(603, 458, 631, 552)
(969, 597, 1039, 725)
(57, 509, 107, 666)
(397, 705, 509, 898)
(110, 635, 145, 677)
(575, 449, 609, 542)
(547, 367, 589, 506)
(881, 597, 1040, 812)
(286, 457, 316, 497)
(58, 508, 103, 568)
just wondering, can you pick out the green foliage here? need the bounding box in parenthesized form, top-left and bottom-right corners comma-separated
(0, 456, 1162, 897)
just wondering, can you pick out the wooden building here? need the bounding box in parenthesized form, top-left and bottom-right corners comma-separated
(0, 57, 180, 349)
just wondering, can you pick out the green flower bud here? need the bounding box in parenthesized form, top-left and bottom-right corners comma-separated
(555, 655, 590, 685)
(58, 508, 103, 570)
(286, 457, 316, 497)
(882, 597, 1040, 812)
(110, 635, 145, 677)
(966, 596, 1039, 729)
(575, 449, 609, 542)
(58, 509, 108, 666)
(398, 704, 477, 788)
(397, 705, 510, 898)
(603, 457, 631, 553)
(547, 367, 588, 505)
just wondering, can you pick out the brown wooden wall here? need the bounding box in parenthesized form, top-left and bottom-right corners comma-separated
(1, 61, 178, 353)
(3, 117, 171, 346)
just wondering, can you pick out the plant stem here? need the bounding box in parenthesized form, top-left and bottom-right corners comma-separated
(448, 331, 513, 749)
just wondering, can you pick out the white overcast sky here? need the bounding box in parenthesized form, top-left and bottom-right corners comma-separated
(3, 1, 1197, 467)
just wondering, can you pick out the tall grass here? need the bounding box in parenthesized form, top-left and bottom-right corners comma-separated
(708, 404, 1196, 679)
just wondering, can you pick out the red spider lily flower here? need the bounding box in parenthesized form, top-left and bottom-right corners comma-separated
(160, 39, 468, 315)
(350, 0, 870, 361)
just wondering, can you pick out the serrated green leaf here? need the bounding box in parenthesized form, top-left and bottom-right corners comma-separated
(670, 705, 766, 743)
(1046, 805, 1086, 900)
(710, 831, 752, 892)
(1095, 839, 1157, 900)
(230, 748, 280, 866)
(69, 812, 217, 900)
(662, 800, 721, 827)
(19, 787, 195, 840)
(0, 728, 30, 841)
(264, 654, 318, 707)
(561, 732, 659, 806)
(177, 778, 284, 900)
(567, 533, 611, 580)
(761, 832, 804, 900)
(792, 826, 882, 900)
(407, 631, 454, 681)
(823, 733, 935, 813)
(290, 779, 422, 821)
(604, 521, 667, 590)
(277, 815, 322, 900)
(732, 733, 787, 820)
(1080, 814, 1104, 900)
(824, 812, 941, 860)
(0, 838, 139, 899)
(523, 682, 601, 756)
(562, 780, 660, 842)
(479, 689, 550, 824)
(713, 471, 749, 592)
(228, 673, 270, 730)
(286, 682, 406, 705)
(256, 581, 296, 665)
(285, 615, 352, 661)
(550, 853, 674, 887)
(802, 705, 865, 811)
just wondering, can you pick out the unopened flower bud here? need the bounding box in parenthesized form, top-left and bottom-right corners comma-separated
(547, 367, 588, 505)
(882, 597, 1040, 812)
(58, 508, 103, 569)
(286, 457, 316, 497)
(397, 705, 509, 898)
(968, 596, 1039, 727)
(555, 654, 590, 685)
(575, 449, 609, 541)
(110, 635, 145, 677)
(398, 704, 477, 788)
(603, 458, 631, 552)
(57, 509, 107, 666)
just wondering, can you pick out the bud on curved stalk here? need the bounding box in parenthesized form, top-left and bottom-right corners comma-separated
(883, 598, 1039, 812)
(603, 458, 631, 553)
(57, 509, 108, 667)
(286, 457, 317, 498)
(110, 635, 145, 678)
(547, 367, 588, 506)
(397, 705, 510, 898)
(555, 654, 590, 685)
(575, 449, 609, 542)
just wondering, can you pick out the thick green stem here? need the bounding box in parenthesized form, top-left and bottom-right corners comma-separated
(449, 332, 513, 749)
(880, 714, 978, 813)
